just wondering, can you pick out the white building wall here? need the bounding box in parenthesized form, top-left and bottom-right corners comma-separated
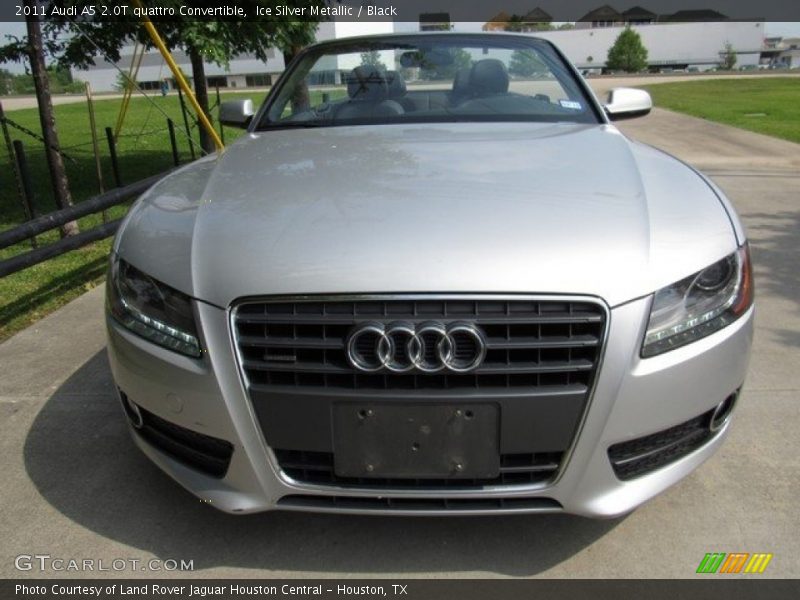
(78, 68, 119, 92)
(531, 21, 765, 70)
(72, 44, 286, 92)
(226, 75, 248, 88)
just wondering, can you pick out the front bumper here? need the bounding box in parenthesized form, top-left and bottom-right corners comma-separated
(106, 296, 753, 517)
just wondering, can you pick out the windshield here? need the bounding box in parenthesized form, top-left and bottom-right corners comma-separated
(256, 35, 601, 130)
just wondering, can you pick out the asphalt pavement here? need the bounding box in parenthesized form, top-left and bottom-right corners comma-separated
(0, 107, 798, 579)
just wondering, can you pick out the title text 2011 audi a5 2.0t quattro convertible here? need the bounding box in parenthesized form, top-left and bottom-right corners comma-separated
(106, 33, 753, 517)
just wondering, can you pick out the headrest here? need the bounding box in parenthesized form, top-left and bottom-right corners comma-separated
(385, 70, 407, 98)
(452, 67, 472, 97)
(470, 59, 509, 95)
(346, 65, 389, 101)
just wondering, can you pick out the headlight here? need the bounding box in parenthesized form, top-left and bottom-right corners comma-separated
(642, 244, 753, 357)
(107, 255, 202, 357)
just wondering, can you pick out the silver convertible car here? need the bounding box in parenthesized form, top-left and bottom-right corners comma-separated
(106, 33, 753, 517)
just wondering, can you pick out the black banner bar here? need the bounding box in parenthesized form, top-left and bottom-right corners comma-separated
(2, 1, 800, 22)
(3, 579, 800, 600)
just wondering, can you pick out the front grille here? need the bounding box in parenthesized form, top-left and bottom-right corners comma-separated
(135, 404, 234, 478)
(274, 449, 562, 488)
(233, 297, 606, 391)
(608, 409, 715, 481)
(277, 494, 562, 512)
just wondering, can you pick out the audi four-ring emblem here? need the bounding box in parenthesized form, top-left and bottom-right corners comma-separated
(346, 321, 487, 373)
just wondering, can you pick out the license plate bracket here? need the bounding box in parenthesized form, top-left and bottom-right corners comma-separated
(332, 403, 500, 479)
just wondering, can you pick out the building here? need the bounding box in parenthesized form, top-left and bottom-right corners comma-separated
(71, 45, 286, 93)
(575, 5, 626, 29)
(621, 6, 657, 26)
(659, 9, 730, 22)
(761, 37, 800, 68)
(72, 14, 776, 92)
(574, 4, 732, 28)
(482, 11, 514, 32)
(483, 8, 553, 32)
(308, 20, 397, 83)
(419, 13, 452, 31)
(531, 21, 765, 72)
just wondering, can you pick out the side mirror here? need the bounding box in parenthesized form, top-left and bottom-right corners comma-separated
(604, 88, 652, 120)
(219, 99, 255, 128)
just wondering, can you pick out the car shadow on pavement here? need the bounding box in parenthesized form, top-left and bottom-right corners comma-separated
(742, 209, 800, 349)
(24, 350, 623, 577)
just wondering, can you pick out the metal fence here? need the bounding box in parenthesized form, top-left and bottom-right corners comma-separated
(0, 172, 170, 278)
(0, 82, 236, 284)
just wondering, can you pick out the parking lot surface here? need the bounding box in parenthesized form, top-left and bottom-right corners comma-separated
(1, 105, 798, 578)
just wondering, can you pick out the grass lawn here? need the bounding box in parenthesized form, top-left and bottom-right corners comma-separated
(642, 77, 800, 144)
(0, 90, 262, 341)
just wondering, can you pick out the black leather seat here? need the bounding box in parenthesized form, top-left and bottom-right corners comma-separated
(385, 70, 416, 112)
(450, 67, 473, 104)
(453, 59, 515, 112)
(335, 65, 404, 120)
(469, 59, 509, 96)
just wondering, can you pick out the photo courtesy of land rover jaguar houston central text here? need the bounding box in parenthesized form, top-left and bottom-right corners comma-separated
(106, 33, 754, 517)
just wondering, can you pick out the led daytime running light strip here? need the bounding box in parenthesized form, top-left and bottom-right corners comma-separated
(644, 291, 738, 345)
(119, 294, 201, 356)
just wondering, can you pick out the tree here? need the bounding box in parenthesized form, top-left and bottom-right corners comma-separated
(720, 42, 737, 70)
(155, 16, 322, 153)
(360, 50, 387, 71)
(509, 49, 547, 77)
(0, 69, 13, 95)
(606, 27, 648, 73)
(419, 48, 472, 81)
(504, 16, 527, 32)
(114, 71, 135, 93)
(504, 16, 554, 32)
(419, 20, 452, 31)
(31, 1, 327, 154)
(48, 64, 83, 93)
(0, 67, 82, 95)
(21, 0, 79, 235)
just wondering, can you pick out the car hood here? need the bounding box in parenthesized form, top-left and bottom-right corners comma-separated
(117, 122, 738, 308)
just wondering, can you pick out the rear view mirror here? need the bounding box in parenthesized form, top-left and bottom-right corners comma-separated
(604, 88, 652, 120)
(400, 48, 455, 69)
(423, 49, 455, 67)
(400, 51, 423, 68)
(219, 99, 255, 128)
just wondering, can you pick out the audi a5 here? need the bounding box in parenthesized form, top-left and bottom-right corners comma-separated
(106, 33, 754, 516)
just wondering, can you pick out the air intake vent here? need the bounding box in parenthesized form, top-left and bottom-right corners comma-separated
(608, 408, 717, 480)
(127, 396, 234, 479)
(277, 494, 562, 512)
(274, 449, 562, 489)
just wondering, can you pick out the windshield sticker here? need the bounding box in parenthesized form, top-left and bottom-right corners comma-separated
(559, 100, 583, 110)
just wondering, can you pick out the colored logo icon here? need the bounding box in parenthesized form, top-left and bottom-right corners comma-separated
(697, 553, 773, 574)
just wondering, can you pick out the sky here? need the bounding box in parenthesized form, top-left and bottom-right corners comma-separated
(2, 20, 799, 74)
